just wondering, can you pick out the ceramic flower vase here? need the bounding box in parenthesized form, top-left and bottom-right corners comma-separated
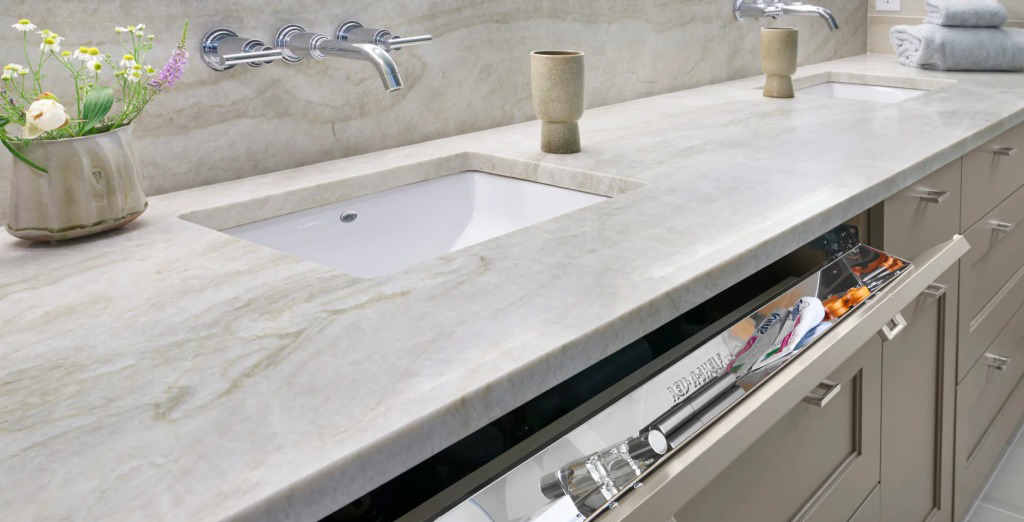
(6, 125, 147, 242)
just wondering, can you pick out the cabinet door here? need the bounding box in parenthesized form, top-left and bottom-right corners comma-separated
(876, 159, 962, 262)
(666, 337, 882, 522)
(879, 267, 957, 522)
(961, 122, 1024, 231)
(955, 298, 1024, 521)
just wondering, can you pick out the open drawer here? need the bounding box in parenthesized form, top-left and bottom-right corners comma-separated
(594, 236, 969, 522)
(431, 236, 968, 522)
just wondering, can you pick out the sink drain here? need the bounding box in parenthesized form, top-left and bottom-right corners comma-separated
(340, 211, 358, 223)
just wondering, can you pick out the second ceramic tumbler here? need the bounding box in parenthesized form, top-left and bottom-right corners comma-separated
(531, 50, 585, 154)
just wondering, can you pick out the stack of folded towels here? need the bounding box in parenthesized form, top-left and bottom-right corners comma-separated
(890, 0, 1024, 71)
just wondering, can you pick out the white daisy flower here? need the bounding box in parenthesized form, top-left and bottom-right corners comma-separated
(135, 24, 145, 30)
(119, 54, 136, 68)
(12, 19, 36, 32)
(115, 26, 128, 33)
(126, 70, 142, 83)
(73, 46, 90, 61)
(1, 64, 21, 80)
(39, 36, 61, 53)
(4, 63, 29, 77)
(86, 47, 102, 63)
(89, 60, 102, 76)
(143, 65, 156, 75)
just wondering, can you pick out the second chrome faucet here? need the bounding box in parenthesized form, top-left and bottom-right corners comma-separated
(733, 0, 840, 30)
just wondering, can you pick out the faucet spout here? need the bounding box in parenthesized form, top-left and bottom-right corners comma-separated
(316, 40, 404, 91)
(781, 3, 840, 30)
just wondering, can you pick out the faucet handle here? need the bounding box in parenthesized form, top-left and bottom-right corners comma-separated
(201, 29, 284, 71)
(336, 20, 433, 51)
(275, 24, 330, 63)
(386, 34, 434, 50)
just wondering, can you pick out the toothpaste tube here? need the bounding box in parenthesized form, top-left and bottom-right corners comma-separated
(794, 321, 833, 351)
(727, 308, 788, 375)
(752, 297, 826, 372)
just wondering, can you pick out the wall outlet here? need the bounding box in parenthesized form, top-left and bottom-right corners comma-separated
(876, 0, 901, 11)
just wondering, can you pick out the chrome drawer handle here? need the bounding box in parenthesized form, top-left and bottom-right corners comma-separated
(990, 220, 1015, 233)
(992, 146, 1017, 156)
(918, 190, 950, 204)
(984, 353, 1011, 371)
(803, 380, 842, 408)
(922, 282, 948, 298)
(878, 312, 909, 342)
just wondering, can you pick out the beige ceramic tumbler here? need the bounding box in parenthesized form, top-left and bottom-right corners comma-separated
(760, 27, 798, 99)
(531, 50, 585, 154)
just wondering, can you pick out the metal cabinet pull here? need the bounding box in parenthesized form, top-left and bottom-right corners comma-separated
(803, 380, 842, 408)
(918, 190, 950, 204)
(992, 146, 1017, 156)
(878, 312, 909, 342)
(922, 282, 948, 298)
(984, 353, 1011, 371)
(990, 220, 1015, 233)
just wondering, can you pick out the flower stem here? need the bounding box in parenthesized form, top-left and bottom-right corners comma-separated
(22, 33, 41, 93)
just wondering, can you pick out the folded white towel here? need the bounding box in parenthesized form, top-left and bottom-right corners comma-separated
(924, 0, 1008, 27)
(890, 25, 1024, 71)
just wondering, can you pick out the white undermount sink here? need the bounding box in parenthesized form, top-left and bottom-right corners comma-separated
(797, 82, 927, 103)
(224, 171, 608, 278)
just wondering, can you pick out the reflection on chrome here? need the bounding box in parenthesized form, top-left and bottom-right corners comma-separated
(539, 431, 667, 516)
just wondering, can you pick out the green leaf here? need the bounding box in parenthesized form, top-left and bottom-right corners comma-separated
(1, 138, 48, 173)
(79, 86, 114, 136)
(0, 116, 9, 127)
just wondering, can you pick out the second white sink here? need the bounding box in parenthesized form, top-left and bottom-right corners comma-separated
(797, 81, 927, 103)
(223, 171, 608, 278)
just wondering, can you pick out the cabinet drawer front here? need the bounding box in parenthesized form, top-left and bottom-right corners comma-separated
(601, 236, 969, 522)
(962, 122, 1024, 231)
(955, 301, 1024, 519)
(880, 267, 957, 522)
(959, 184, 1024, 379)
(883, 159, 962, 261)
(669, 337, 881, 522)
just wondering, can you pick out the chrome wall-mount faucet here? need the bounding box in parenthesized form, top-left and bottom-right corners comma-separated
(276, 21, 431, 92)
(199, 21, 432, 92)
(733, 0, 840, 30)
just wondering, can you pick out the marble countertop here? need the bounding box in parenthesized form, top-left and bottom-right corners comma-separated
(3, 54, 1023, 522)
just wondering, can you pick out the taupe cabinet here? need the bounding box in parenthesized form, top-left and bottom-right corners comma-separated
(604, 120, 1024, 522)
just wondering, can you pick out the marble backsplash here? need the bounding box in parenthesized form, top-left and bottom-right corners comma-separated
(0, 0, 867, 222)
